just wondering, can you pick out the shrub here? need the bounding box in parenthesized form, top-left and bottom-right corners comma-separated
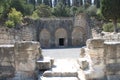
(31, 11, 39, 19)
(103, 23, 120, 32)
(35, 4, 52, 17)
(8, 8, 23, 25)
(85, 5, 97, 17)
(5, 20, 15, 28)
(103, 23, 113, 32)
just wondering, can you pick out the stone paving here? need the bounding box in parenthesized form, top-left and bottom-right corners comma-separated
(42, 48, 81, 59)
(39, 48, 86, 80)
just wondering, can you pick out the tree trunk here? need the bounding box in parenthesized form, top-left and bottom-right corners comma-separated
(113, 19, 117, 33)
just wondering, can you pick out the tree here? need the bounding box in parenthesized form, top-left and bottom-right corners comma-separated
(8, 8, 23, 25)
(52, 2, 70, 17)
(10, 0, 34, 15)
(94, 0, 100, 8)
(101, 0, 120, 32)
(5, 8, 23, 28)
(0, 0, 12, 19)
(70, 6, 78, 16)
(35, 4, 52, 17)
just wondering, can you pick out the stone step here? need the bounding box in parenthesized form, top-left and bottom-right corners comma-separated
(40, 77, 78, 80)
(36, 57, 54, 70)
(43, 71, 78, 77)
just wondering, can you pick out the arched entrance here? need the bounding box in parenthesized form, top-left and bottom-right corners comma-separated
(72, 27, 84, 46)
(55, 28, 68, 47)
(39, 29, 51, 48)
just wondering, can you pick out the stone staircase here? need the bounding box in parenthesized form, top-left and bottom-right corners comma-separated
(38, 59, 86, 80)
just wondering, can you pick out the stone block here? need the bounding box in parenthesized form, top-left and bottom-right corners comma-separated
(15, 41, 40, 51)
(43, 71, 78, 77)
(40, 77, 78, 80)
(106, 63, 120, 75)
(14, 41, 41, 72)
(86, 39, 104, 49)
(0, 45, 15, 79)
(81, 61, 89, 70)
(36, 57, 54, 70)
(80, 48, 86, 58)
(107, 75, 120, 80)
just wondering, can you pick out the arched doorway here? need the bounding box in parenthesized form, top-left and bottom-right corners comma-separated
(72, 27, 84, 46)
(39, 29, 51, 48)
(55, 28, 68, 47)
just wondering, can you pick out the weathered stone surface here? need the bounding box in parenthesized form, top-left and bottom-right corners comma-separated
(106, 63, 120, 75)
(8, 71, 36, 80)
(14, 41, 41, 72)
(80, 48, 86, 58)
(37, 60, 51, 70)
(82, 39, 105, 80)
(37, 57, 54, 70)
(0, 45, 15, 79)
(107, 75, 120, 80)
(43, 71, 78, 77)
(81, 61, 89, 70)
(104, 42, 120, 79)
(41, 77, 78, 80)
(86, 39, 104, 49)
(10, 41, 41, 80)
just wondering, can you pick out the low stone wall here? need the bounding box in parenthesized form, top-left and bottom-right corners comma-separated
(0, 45, 15, 79)
(80, 39, 120, 80)
(85, 39, 105, 79)
(104, 42, 120, 80)
(0, 25, 36, 45)
(0, 41, 42, 80)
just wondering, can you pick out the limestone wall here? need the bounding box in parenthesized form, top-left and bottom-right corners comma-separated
(104, 42, 120, 80)
(85, 39, 105, 79)
(0, 14, 90, 48)
(0, 25, 37, 45)
(80, 39, 120, 80)
(0, 45, 15, 79)
(0, 41, 42, 80)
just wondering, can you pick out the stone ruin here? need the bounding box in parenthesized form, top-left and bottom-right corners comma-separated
(0, 38, 120, 80)
(0, 41, 54, 80)
(78, 38, 120, 80)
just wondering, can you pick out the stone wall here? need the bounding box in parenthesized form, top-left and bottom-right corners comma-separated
(0, 14, 90, 48)
(104, 42, 120, 80)
(85, 39, 105, 79)
(0, 45, 15, 79)
(80, 39, 120, 80)
(0, 24, 37, 45)
(0, 41, 42, 80)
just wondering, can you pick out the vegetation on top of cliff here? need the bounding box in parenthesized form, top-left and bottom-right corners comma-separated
(101, 0, 120, 32)
(1, 0, 120, 33)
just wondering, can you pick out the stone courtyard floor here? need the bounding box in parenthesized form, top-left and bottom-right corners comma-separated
(39, 48, 86, 80)
(42, 48, 81, 59)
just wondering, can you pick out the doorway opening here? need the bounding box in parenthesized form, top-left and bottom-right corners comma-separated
(59, 38, 64, 46)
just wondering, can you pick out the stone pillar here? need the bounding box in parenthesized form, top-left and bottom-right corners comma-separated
(0, 45, 15, 79)
(104, 42, 120, 80)
(14, 41, 41, 80)
(86, 39, 105, 79)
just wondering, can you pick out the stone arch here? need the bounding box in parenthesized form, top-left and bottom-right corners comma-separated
(55, 28, 68, 47)
(72, 27, 85, 46)
(39, 29, 51, 48)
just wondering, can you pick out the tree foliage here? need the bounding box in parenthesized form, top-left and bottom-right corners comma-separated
(52, 2, 70, 17)
(35, 4, 52, 17)
(101, 0, 120, 32)
(11, 0, 34, 15)
(8, 8, 23, 25)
